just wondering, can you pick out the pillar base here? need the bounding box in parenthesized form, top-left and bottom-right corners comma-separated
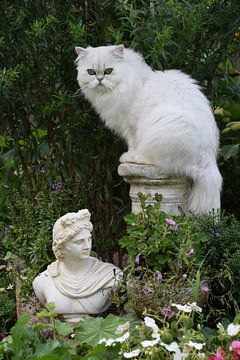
(118, 163, 191, 214)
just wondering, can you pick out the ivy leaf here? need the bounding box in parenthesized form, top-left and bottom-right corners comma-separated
(76, 314, 125, 345)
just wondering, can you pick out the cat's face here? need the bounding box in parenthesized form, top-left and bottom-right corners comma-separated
(75, 45, 124, 94)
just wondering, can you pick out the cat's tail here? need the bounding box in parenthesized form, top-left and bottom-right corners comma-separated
(187, 164, 222, 214)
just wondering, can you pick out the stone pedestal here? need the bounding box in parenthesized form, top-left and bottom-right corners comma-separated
(118, 163, 191, 214)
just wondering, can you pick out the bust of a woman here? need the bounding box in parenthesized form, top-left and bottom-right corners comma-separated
(33, 209, 122, 323)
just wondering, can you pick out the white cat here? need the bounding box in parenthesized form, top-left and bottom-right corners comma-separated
(75, 44, 222, 214)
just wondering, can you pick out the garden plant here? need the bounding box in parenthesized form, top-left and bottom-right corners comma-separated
(0, 0, 240, 359)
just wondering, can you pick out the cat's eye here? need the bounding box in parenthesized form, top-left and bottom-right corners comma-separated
(104, 68, 113, 75)
(87, 69, 96, 75)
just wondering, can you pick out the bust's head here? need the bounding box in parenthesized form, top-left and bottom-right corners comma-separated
(52, 209, 93, 260)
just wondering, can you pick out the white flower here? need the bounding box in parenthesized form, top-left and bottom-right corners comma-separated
(141, 338, 160, 348)
(6, 284, 14, 290)
(98, 337, 115, 346)
(161, 341, 180, 353)
(152, 331, 160, 339)
(117, 331, 130, 343)
(171, 302, 202, 314)
(217, 322, 225, 333)
(116, 321, 130, 335)
(227, 323, 240, 336)
(98, 332, 130, 347)
(144, 316, 160, 340)
(98, 338, 106, 344)
(144, 316, 159, 333)
(187, 341, 205, 350)
(123, 349, 141, 358)
(173, 350, 184, 360)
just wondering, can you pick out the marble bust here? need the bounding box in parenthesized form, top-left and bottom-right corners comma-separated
(33, 209, 122, 323)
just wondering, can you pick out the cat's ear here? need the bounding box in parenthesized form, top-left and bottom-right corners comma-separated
(112, 45, 124, 58)
(75, 47, 87, 58)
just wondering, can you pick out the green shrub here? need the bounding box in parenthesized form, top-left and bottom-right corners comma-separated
(0, 257, 16, 333)
(119, 195, 240, 322)
(195, 211, 240, 322)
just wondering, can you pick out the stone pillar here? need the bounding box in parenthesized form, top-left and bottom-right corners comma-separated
(118, 163, 191, 214)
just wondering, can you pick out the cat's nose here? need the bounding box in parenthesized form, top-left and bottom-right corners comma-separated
(96, 76, 104, 83)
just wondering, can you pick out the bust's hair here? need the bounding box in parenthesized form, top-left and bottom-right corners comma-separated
(52, 209, 93, 260)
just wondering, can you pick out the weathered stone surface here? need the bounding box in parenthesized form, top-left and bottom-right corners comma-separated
(118, 163, 191, 214)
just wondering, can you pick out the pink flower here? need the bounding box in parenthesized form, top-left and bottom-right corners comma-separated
(165, 218, 179, 230)
(0, 333, 7, 341)
(135, 253, 141, 265)
(161, 308, 174, 318)
(186, 248, 195, 257)
(156, 271, 163, 282)
(201, 284, 209, 293)
(208, 349, 225, 360)
(52, 180, 63, 191)
(232, 340, 240, 359)
(166, 218, 176, 226)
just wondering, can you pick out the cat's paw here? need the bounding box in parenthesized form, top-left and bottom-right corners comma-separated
(119, 152, 152, 165)
(119, 152, 133, 163)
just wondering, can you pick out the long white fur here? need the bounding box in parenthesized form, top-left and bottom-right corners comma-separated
(75, 45, 222, 214)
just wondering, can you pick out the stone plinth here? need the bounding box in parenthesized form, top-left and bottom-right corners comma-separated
(118, 163, 191, 214)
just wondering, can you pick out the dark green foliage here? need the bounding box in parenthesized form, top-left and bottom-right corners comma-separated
(195, 211, 240, 320)
(0, 0, 130, 261)
(217, 101, 240, 218)
(0, 258, 16, 333)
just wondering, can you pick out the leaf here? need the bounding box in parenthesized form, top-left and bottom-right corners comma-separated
(3, 251, 12, 260)
(222, 122, 240, 133)
(18, 138, 27, 147)
(220, 144, 240, 160)
(76, 314, 125, 345)
(32, 128, 48, 140)
(37, 302, 56, 319)
(0, 135, 6, 147)
(11, 314, 36, 356)
(33, 340, 61, 356)
(54, 319, 73, 336)
(82, 343, 121, 360)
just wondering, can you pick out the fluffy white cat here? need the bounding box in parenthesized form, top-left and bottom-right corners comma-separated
(75, 44, 222, 214)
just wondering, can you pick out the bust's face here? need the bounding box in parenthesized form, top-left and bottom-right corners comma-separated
(65, 229, 92, 260)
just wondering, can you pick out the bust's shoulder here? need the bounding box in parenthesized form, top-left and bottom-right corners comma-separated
(32, 269, 51, 305)
(33, 270, 50, 287)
